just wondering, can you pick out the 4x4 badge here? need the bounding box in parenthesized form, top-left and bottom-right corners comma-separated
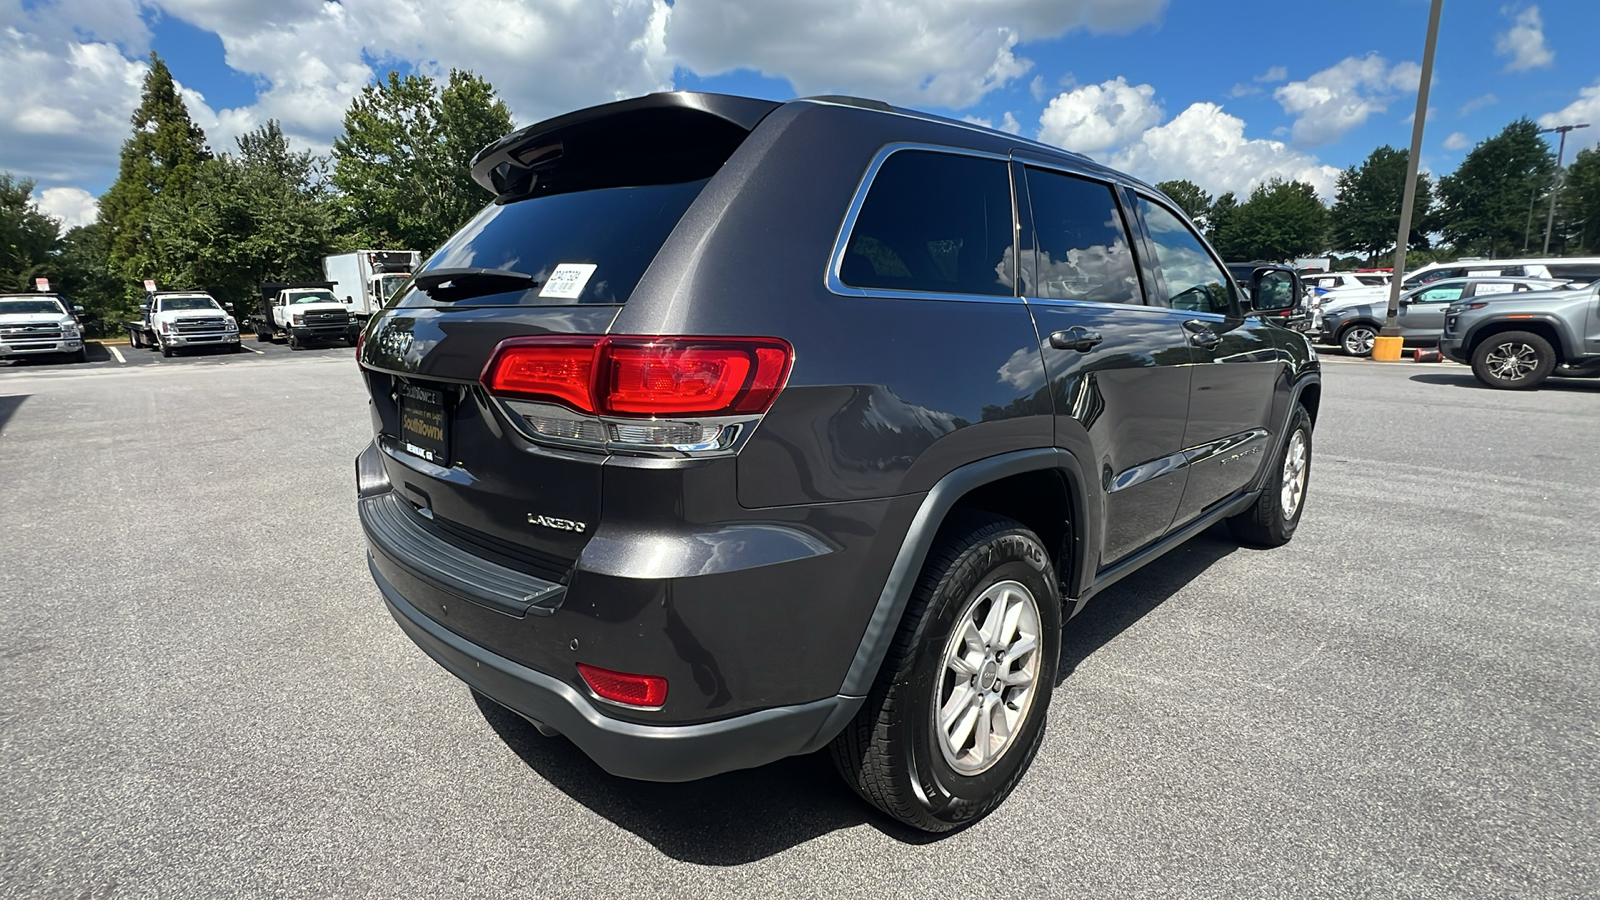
(529, 513, 587, 534)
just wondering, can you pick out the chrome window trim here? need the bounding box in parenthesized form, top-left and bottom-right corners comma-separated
(825, 142, 1023, 306)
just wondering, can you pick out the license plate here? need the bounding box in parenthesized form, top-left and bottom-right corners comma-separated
(398, 382, 450, 466)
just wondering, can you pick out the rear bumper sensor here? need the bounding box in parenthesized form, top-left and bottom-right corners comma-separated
(359, 490, 565, 617)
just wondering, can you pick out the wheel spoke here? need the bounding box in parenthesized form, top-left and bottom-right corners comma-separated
(940, 682, 978, 731)
(978, 592, 1009, 647)
(1002, 667, 1034, 687)
(973, 696, 995, 765)
(946, 697, 981, 751)
(947, 653, 980, 677)
(1002, 635, 1037, 666)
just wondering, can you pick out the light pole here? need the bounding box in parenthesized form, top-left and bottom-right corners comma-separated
(1540, 123, 1590, 255)
(1374, 0, 1442, 362)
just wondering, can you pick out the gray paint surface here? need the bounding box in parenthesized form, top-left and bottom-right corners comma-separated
(1, 353, 1597, 896)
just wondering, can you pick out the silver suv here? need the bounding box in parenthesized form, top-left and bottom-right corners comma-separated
(1441, 281, 1600, 389)
(1321, 277, 1569, 356)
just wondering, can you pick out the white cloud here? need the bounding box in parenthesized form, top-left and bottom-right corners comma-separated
(1272, 54, 1421, 147)
(1030, 75, 1049, 102)
(1107, 102, 1340, 201)
(1038, 77, 1163, 154)
(1442, 132, 1470, 151)
(999, 111, 1022, 135)
(1257, 66, 1288, 84)
(1460, 93, 1498, 116)
(37, 187, 99, 228)
(664, 0, 1167, 110)
(1496, 6, 1554, 72)
(1538, 80, 1600, 153)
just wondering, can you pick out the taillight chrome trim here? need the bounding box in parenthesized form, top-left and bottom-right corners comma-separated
(497, 398, 760, 457)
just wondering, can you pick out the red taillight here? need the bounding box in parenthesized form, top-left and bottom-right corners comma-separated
(481, 336, 792, 418)
(482, 338, 599, 413)
(577, 663, 668, 708)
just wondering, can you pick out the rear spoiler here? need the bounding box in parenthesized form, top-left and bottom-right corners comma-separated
(470, 92, 781, 202)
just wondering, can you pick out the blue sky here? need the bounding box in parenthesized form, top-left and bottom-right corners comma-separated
(2, 0, 1596, 227)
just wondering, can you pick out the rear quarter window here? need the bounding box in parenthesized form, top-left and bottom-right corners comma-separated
(839, 150, 1015, 297)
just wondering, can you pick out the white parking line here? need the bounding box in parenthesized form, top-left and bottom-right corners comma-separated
(242, 344, 265, 354)
(109, 345, 125, 363)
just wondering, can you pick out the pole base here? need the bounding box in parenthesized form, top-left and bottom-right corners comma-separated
(1372, 335, 1404, 361)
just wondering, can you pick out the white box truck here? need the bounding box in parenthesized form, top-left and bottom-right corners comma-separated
(323, 250, 420, 321)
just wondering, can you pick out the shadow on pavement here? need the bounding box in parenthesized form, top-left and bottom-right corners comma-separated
(477, 522, 1243, 861)
(1409, 371, 1600, 392)
(473, 690, 941, 863)
(0, 394, 26, 435)
(1057, 521, 1240, 681)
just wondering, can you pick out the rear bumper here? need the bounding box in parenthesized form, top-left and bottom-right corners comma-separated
(370, 555, 859, 781)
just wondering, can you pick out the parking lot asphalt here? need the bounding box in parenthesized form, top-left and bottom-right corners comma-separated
(1, 352, 1596, 898)
(0, 336, 356, 371)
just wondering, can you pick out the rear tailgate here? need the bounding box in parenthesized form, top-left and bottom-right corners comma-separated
(359, 92, 780, 583)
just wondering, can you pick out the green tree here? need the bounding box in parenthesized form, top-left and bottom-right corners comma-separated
(98, 53, 211, 295)
(0, 173, 62, 291)
(1559, 147, 1600, 254)
(53, 224, 125, 333)
(1436, 119, 1554, 256)
(1206, 191, 1238, 247)
(1156, 179, 1213, 228)
(148, 120, 337, 309)
(1328, 146, 1434, 264)
(1213, 179, 1329, 261)
(332, 69, 512, 252)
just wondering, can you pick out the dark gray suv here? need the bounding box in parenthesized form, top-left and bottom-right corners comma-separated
(355, 92, 1321, 832)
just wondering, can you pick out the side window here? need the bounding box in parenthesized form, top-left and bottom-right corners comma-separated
(841, 150, 1015, 297)
(1417, 286, 1465, 303)
(1022, 167, 1141, 304)
(1136, 197, 1235, 315)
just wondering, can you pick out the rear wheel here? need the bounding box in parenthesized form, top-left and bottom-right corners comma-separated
(255, 327, 270, 343)
(1339, 323, 1377, 357)
(1471, 330, 1556, 390)
(830, 512, 1061, 833)
(1227, 404, 1312, 547)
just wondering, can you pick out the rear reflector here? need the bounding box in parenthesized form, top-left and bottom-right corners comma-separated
(481, 335, 792, 418)
(577, 663, 668, 708)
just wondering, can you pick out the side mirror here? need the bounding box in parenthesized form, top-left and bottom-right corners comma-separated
(1251, 269, 1297, 312)
(139, 303, 150, 312)
(72, 305, 85, 316)
(224, 302, 234, 312)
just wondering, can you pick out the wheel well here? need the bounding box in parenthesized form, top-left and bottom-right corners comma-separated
(1467, 321, 1566, 363)
(1338, 318, 1381, 335)
(1297, 383, 1321, 426)
(946, 469, 1076, 598)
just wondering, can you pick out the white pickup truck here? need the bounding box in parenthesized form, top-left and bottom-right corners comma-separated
(0, 293, 87, 363)
(250, 282, 355, 349)
(125, 291, 240, 357)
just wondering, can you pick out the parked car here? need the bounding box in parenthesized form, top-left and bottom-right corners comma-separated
(123, 290, 240, 357)
(1320, 277, 1570, 355)
(354, 91, 1320, 832)
(1441, 280, 1600, 389)
(0, 293, 86, 363)
(1303, 272, 1389, 292)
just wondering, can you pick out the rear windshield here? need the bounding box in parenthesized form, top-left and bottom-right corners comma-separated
(392, 179, 709, 307)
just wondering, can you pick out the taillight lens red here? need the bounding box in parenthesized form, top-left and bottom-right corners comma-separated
(577, 663, 668, 707)
(481, 336, 792, 418)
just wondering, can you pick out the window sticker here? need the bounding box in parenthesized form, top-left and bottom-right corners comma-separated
(539, 263, 599, 299)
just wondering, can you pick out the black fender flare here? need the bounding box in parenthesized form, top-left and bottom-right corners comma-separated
(1249, 371, 1320, 495)
(836, 447, 1089, 698)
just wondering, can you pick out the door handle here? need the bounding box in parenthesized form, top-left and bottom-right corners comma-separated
(1183, 319, 1221, 349)
(1049, 327, 1104, 352)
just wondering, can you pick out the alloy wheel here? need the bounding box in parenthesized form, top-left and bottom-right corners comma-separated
(933, 579, 1043, 775)
(1280, 429, 1308, 519)
(1485, 341, 1539, 382)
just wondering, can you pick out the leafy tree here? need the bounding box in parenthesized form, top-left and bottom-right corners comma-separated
(1559, 147, 1600, 254)
(332, 69, 512, 252)
(53, 224, 124, 333)
(1329, 146, 1434, 264)
(97, 52, 211, 297)
(1206, 192, 1238, 247)
(1436, 119, 1554, 256)
(0, 173, 61, 291)
(1156, 179, 1213, 228)
(1212, 179, 1329, 261)
(149, 120, 337, 310)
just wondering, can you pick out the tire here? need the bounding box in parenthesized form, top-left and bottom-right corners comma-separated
(830, 512, 1062, 833)
(159, 338, 173, 358)
(229, 343, 242, 353)
(1470, 330, 1556, 390)
(1227, 403, 1312, 547)
(255, 328, 270, 343)
(70, 347, 87, 363)
(129, 331, 143, 349)
(288, 330, 301, 351)
(1339, 323, 1377, 357)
